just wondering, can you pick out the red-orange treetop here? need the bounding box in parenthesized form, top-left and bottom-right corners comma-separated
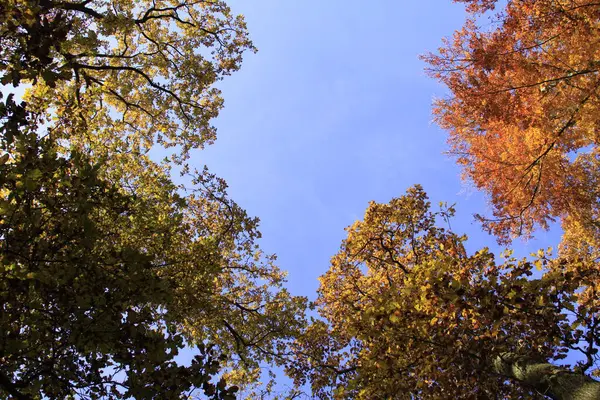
(425, 0, 600, 242)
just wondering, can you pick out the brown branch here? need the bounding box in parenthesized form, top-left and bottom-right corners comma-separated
(484, 69, 598, 95)
(50, 1, 104, 19)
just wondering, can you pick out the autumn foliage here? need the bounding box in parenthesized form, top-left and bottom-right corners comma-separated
(0, 1, 305, 398)
(3, 0, 600, 399)
(425, 0, 600, 242)
(287, 0, 600, 398)
(289, 186, 600, 399)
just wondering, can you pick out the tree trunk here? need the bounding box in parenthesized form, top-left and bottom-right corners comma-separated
(493, 353, 600, 400)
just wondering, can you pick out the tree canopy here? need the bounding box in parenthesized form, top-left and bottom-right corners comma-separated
(0, 1, 306, 398)
(289, 186, 600, 399)
(287, 1, 600, 397)
(0, 96, 240, 399)
(1, 0, 256, 160)
(3, 0, 600, 399)
(424, 0, 600, 242)
(288, 0, 600, 398)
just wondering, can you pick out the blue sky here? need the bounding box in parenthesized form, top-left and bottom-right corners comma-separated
(196, 0, 561, 301)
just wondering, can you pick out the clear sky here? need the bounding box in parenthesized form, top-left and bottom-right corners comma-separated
(196, 0, 561, 302)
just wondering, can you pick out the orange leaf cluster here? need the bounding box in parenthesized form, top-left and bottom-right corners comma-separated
(425, 0, 600, 242)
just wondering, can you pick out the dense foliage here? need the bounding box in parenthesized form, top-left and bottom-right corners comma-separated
(0, 1, 306, 398)
(425, 0, 600, 242)
(0, 95, 238, 399)
(1, 0, 255, 160)
(289, 1, 600, 397)
(289, 186, 600, 399)
(2, 0, 600, 399)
